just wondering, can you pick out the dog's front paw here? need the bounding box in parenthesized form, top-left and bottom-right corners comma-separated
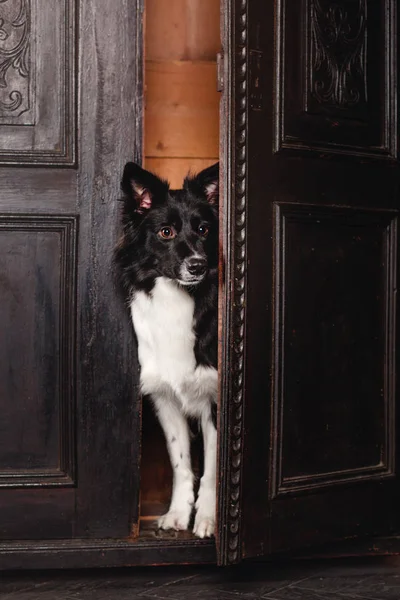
(193, 484, 216, 538)
(193, 512, 215, 538)
(157, 508, 191, 532)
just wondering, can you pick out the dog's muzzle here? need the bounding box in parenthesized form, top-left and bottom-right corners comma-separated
(186, 256, 207, 277)
(178, 256, 208, 285)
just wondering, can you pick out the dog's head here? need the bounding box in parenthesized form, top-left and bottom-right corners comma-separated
(117, 162, 219, 292)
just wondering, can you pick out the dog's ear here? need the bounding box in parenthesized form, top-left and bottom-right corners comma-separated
(184, 162, 219, 205)
(121, 162, 169, 213)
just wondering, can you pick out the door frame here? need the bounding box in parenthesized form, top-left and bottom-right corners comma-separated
(217, 0, 249, 566)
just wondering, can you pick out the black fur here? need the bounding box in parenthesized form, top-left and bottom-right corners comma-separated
(114, 161, 219, 371)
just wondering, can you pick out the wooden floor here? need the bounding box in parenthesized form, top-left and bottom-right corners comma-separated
(1, 557, 400, 599)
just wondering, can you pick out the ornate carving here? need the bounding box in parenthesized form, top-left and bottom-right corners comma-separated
(310, 0, 367, 109)
(223, 0, 248, 565)
(0, 0, 30, 115)
(0, 0, 77, 165)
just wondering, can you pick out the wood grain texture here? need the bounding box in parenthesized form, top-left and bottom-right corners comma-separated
(144, 0, 220, 191)
(0, 169, 77, 212)
(144, 61, 220, 159)
(75, 0, 143, 538)
(0, 537, 216, 569)
(0, 0, 143, 546)
(145, 0, 220, 60)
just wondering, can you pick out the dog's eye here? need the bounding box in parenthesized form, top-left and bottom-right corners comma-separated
(198, 225, 209, 237)
(158, 226, 176, 239)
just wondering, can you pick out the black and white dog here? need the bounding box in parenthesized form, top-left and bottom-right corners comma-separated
(115, 162, 219, 538)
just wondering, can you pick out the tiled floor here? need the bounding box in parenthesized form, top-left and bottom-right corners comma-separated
(1, 558, 400, 599)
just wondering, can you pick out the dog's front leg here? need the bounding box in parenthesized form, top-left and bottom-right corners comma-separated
(153, 397, 194, 531)
(193, 404, 217, 538)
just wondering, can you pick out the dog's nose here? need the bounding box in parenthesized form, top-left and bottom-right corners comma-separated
(187, 257, 207, 276)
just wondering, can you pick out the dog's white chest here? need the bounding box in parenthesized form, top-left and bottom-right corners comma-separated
(130, 277, 217, 415)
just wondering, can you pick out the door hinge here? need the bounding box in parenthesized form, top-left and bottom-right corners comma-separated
(249, 49, 263, 111)
(216, 51, 224, 92)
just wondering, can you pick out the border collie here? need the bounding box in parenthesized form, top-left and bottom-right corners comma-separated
(115, 162, 219, 538)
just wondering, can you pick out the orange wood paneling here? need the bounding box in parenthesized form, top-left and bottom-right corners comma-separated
(145, 60, 220, 159)
(145, 0, 220, 61)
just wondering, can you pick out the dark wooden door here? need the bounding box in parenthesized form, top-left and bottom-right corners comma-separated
(218, 0, 400, 564)
(0, 0, 141, 539)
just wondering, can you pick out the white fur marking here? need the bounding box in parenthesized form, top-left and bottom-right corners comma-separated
(130, 276, 217, 536)
(193, 407, 217, 537)
(130, 277, 217, 418)
(155, 397, 194, 531)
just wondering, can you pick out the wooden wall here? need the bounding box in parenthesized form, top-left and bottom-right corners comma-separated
(144, 0, 220, 188)
(140, 1, 220, 516)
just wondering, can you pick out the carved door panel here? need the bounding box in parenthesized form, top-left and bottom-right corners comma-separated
(218, 0, 400, 563)
(0, 0, 141, 539)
